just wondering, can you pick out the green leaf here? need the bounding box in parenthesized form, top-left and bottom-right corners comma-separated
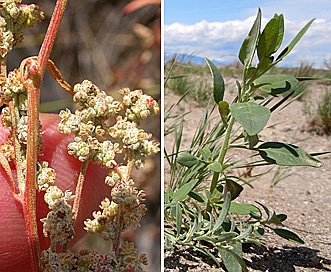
(273, 14, 284, 52)
(164, 237, 172, 250)
(218, 100, 230, 116)
(230, 102, 271, 135)
(175, 204, 182, 235)
(256, 201, 270, 219)
(177, 152, 199, 167)
(257, 18, 280, 61)
(220, 243, 248, 272)
(213, 191, 231, 232)
(254, 74, 298, 96)
(225, 179, 243, 200)
(254, 75, 299, 96)
(276, 18, 315, 62)
(254, 227, 265, 237)
(239, 8, 261, 67)
(199, 148, 213, 162)
(188, 190, 205, 203)
(207, 161, 223, 173)
(205, 57, 225, 103)
(272, 228, 304, 244)
(258, 142, 323, 167)
(170, 179, 198, 204)
(229, 202, 260, 215)
(268, 212, 287, 224)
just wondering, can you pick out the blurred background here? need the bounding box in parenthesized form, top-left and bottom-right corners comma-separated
(12, 0, 161, 270)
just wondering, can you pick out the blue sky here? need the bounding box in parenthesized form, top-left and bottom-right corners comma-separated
(165, 0, 331, 67)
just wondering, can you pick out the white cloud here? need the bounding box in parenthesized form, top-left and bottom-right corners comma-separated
(165, 16, 331, 67)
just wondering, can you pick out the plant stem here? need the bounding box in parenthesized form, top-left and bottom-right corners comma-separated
(9, 99, 25, 193)
(23, 1, 68, 270)
(210, 116, 235, 193)
(38, 0, 68, 77)
(114, 207, 125, 257)
(72, 160, 89, 224)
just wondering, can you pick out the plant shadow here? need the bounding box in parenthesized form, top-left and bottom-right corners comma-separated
(164, 243, 331, 271)
(164, 245, 227, 271)
(244, 243, 331, 272)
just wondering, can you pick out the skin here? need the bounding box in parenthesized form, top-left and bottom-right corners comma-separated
(0, 114, 109, 271)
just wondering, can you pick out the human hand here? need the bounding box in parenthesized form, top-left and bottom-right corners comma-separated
(0, 114, 109, 271)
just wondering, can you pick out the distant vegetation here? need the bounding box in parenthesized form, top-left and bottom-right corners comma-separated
(165, 59, 331, 135)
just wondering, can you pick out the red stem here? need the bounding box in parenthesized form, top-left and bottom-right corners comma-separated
(38, 0, 68, 77)
(113, 207, 124, 257)
(24, 1, 68, 270)
(71, 161, 89, 224)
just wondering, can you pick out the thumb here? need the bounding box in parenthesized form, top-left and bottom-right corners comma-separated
(0, 113, 109, 271)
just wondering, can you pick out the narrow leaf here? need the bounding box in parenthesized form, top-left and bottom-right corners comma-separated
(212, 191, 231, 232)
(175, 203, 182, 235)
(194, 246, 221, 267)
(256, 201, 270, 219)
(276, 19, 315, 62)
(170, 179, 198, 204)
(272, 228, 304, 244)
(239, 8, 261, 67)
(205, 57, 225, 103)
(199, 148, 213, 162)
(188, 191, 205, 203)
(273, 14, 284, 52)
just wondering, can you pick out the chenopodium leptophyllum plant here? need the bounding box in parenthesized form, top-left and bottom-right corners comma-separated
(0, 0, 159, 271)
(165, 8, 324, 272)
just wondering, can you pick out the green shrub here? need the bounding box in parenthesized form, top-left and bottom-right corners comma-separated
(164, 9, 324, 271)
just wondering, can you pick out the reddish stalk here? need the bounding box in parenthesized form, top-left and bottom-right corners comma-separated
(71, 161, 89, 224)
(23, 1, 68, 270)
(113, 208, 124, 257)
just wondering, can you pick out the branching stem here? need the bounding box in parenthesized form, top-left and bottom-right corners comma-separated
(21, 1, 68, 270)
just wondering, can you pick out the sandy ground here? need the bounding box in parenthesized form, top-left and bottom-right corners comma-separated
(164, 78, 331, 271)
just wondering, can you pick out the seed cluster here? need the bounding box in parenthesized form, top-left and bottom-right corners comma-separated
(43, 80, 159, 270)
(40, 242, 147, 272)
(0, 64, 45, 190)
(41, 186, 75, 251)
(0, 0, 43, 59)
(58, 80, 159, 168)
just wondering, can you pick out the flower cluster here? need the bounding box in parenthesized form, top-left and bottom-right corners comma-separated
(120, 88, 159, 123)
(42, 79, 159, 271)
(117, 242, 148, 271)
(109, 116, 159, 168)
(37, 161, 56, 191)
(84, 178, 147, 241)
(0, 0, 44, 58)
(40, 242, 147, 272)
(58, 80, 159, 168)
(1, 68, 26, 105)
(41, 186, 75, 251)
(58, 80, 123, 166)
(0, 65, 42, 176)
